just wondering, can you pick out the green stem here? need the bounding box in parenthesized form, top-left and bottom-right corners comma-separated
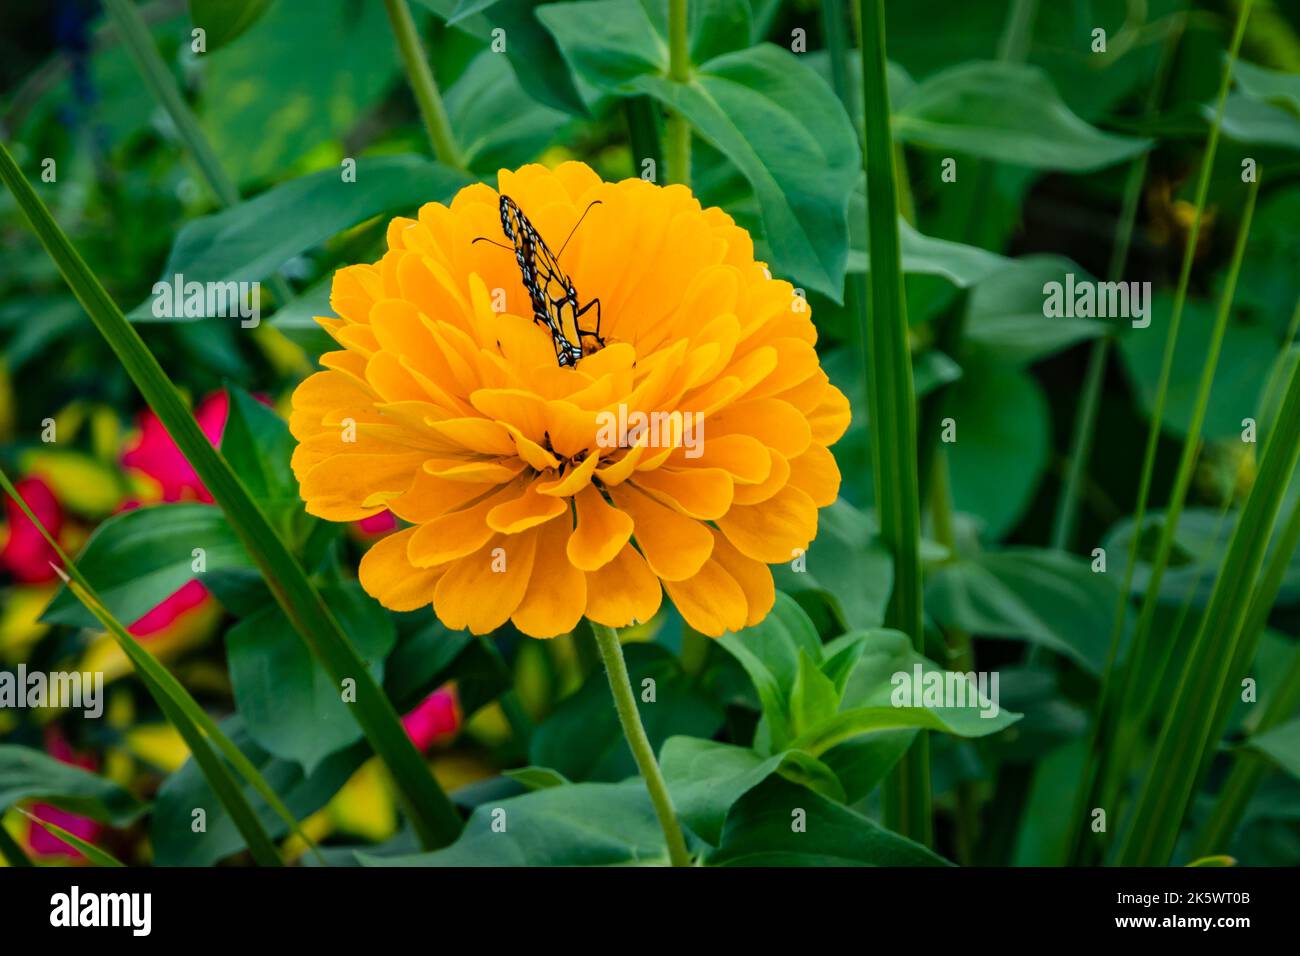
(929, 451, 977, 863)
(858, 0, 930, 846)
(665, 0, 691, 185)
(102, 0, 237, 206)
(590, 622, 691, 867)
(1099, 174, 1261, 800)
(383, 0, 465, 169)
(1103, 0, 1251, 674)
(1052, 19, 1181, 553)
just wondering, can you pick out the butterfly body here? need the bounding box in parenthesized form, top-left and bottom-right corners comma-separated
(490, 195, 603, 368)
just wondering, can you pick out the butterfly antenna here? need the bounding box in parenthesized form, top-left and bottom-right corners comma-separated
(557, 200, 604, 260)
(472, 236, 514, 253)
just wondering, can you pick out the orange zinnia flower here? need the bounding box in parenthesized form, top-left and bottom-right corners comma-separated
(289, 162, 848, 638)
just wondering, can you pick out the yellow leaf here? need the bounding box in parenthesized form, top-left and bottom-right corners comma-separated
(19, 449, 122, 516)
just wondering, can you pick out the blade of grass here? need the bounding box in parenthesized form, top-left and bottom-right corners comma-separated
(383, 0, 465, 169)
(1069, 0, 1253, 862)
(1121, 341, 1300, 858)
(0, 467, 324, 864)
(1052, 21, 1182, 551)
(1092, 175, 1261, 833)
(17, 809, 126, 867)
(1116, 353, 1300, 865)
(0, 142, 463, 850)
(1193, 488, 1300, 855)
(821, 0, 858, 124)
(61, 572, 284, 866)
(858, 0, 929, 845)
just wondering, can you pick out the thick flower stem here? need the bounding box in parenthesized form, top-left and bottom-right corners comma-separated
(665, 0, 691, 185)
(383, 0, 465, 170)
(590, 622, 692, 866)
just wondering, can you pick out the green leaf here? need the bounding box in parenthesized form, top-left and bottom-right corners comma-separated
(790, 649, 840, 736)
(1013, 739, 1086, 866)
(503, 766, 572, 790)
(17, 809, 125, 867)
(708, 776, 950, 866)
(366, 781, 673, 866)
(221, 387, 312, 547)
(894, 62, 1151, 171)
(806, 628, 1021, 755)
(445, 50, 569, 174)
(131, 156, 471, 319)
(1215, 94, 1300, 151)
(189, 0, 276, 50)
(269, 276, 334, 330)
(536, 0, 667, 88)
(153, 719, 368, 866)
(416, 0, 588, 115)
(638, 45, 859, 299)
(772, 499, 893, 631)
(716, 592, 823, 750)
(1102, 508, 1300, 611)
(946, 361, 1050, 540)
(1247, 717, 1300, 781)
(447, 0, 501, 23)
(1234, 59, 1300, 117)
(0, 745, 145, 826)
(199, 0, 403, 184)
(661, 736, 843, 845)
(687, 0, 753, 64)
(1119, 293, 1280, 441)
(925, 549, 1119, 675)
(528, 643, 723, 781)
(538, 1, 859, 299)
(848, 193, 1008, 288)
(43, 503, 253, 629)
(227, 582, 397, 774)
(965, 256, 1106, 365)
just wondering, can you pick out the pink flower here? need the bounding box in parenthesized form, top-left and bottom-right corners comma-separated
(127, 578, 211, 638)
(0, 476, 63, 584)
(27, 728, 105, 861)
(351, 509, 399, 543)
(121, 391, 229, 503)
(402, 685, 462, 752)
(116, 391, 236, 637)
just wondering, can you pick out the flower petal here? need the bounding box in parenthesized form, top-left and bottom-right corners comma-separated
(607, 483, 713, 581)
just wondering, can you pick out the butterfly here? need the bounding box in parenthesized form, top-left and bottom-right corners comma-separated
(475, 196, 604, 368)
